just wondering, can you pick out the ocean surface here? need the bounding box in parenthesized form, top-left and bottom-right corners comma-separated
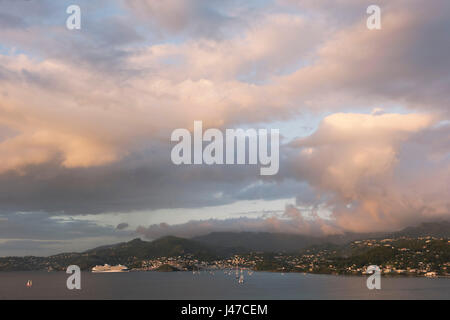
(0, 271, 448, 300)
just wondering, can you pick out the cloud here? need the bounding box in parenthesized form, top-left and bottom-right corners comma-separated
(277, 0, 450, 114)
(137, 111, 448, 236)
(0, 0, 448, 176)
(290, 112, 435, 199)
(0, 211, 123, 240)
(136, 205, 339, 239)
(123, 0, 237, 39)
(0, 12, 26, 29)
(0, 211, 134, 256)
(116, 222, 129, 230)
(0, 0, 448, 254)
(288, 112, 449, 232)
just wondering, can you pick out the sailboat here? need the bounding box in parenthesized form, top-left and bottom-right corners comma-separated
(239, 269, 244, 284)
(26, 280, 32, 288)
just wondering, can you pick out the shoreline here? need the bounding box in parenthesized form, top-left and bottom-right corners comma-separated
(2, 269, 448, 279)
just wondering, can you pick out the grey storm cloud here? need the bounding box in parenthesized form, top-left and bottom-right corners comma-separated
(0, 151, 292, 215)
(0, 211, 121, 240)
(116, 222, 129, 230)
(0, 211, 134, 256)
(136, 205, 340, 240)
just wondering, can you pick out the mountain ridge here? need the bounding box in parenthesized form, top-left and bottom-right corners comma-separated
(0, 221, 448, 271)
(190, 221, 450, 252)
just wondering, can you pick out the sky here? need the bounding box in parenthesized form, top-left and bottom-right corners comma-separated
(0, 0, 449, 256)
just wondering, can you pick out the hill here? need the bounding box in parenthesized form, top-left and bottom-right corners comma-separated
(0, 221, 447, 271)
(388, 221, 450, 238)
(155, 264, 180, 272)
(192, 221, 450, 253)
(0, 236, 216, 271)
(192, 232, 320, 252)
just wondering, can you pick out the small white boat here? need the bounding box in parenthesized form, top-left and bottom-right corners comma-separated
(26, 280, 32, 288)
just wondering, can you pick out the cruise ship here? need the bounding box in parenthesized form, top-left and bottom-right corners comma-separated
(91, 264, 129, 273)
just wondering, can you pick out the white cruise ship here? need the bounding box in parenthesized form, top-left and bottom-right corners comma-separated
(92, 264, 129, 273)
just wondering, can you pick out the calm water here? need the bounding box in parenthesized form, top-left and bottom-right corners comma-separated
(0, 271, 448, 300)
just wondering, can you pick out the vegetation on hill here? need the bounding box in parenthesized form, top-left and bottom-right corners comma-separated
(0, 236, 216, 271)
(0, 221, 448, 273)
(155, 264, 180, 272)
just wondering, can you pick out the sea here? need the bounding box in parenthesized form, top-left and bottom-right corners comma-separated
(0, 271, 448, 300)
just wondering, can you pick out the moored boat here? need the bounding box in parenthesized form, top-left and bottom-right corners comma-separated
(92, 264, 129, 273)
